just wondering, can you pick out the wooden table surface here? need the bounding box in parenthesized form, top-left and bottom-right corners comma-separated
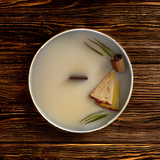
(1, 0, 160, 159)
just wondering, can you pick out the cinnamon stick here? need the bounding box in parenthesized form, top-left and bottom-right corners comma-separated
(110, 54, 126, 73)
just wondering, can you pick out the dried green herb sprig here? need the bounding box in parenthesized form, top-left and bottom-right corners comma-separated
(84, 38, 115, 58)
(94, 39, 115, 56)
(84, 42, 104, 56)
(80, 111, 108, 125)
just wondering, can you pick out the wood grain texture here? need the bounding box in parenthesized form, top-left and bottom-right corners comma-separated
(0, 144, 160, 159)
(1, 0, 160, 159)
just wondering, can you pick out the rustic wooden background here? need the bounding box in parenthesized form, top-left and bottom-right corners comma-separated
(0, 0, 160, 159)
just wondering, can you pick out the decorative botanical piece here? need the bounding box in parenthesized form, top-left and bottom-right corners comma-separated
(80, 38, 123, 125)
(90, 70, 115, 106)
(85, 38, 126, 73)
(96, 79, 120, 111)
(84, 38, 115, 58)
(80, 111, 108, 125)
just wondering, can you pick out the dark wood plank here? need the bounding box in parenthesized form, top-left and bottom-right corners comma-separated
(1, 143, 160, 159)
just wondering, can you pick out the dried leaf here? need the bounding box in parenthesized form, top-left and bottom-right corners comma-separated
(95, 38, 115, 55)
(84, 42, 104, 56)
(88, 38, 112, 58)
(80, 110, 108, 125)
